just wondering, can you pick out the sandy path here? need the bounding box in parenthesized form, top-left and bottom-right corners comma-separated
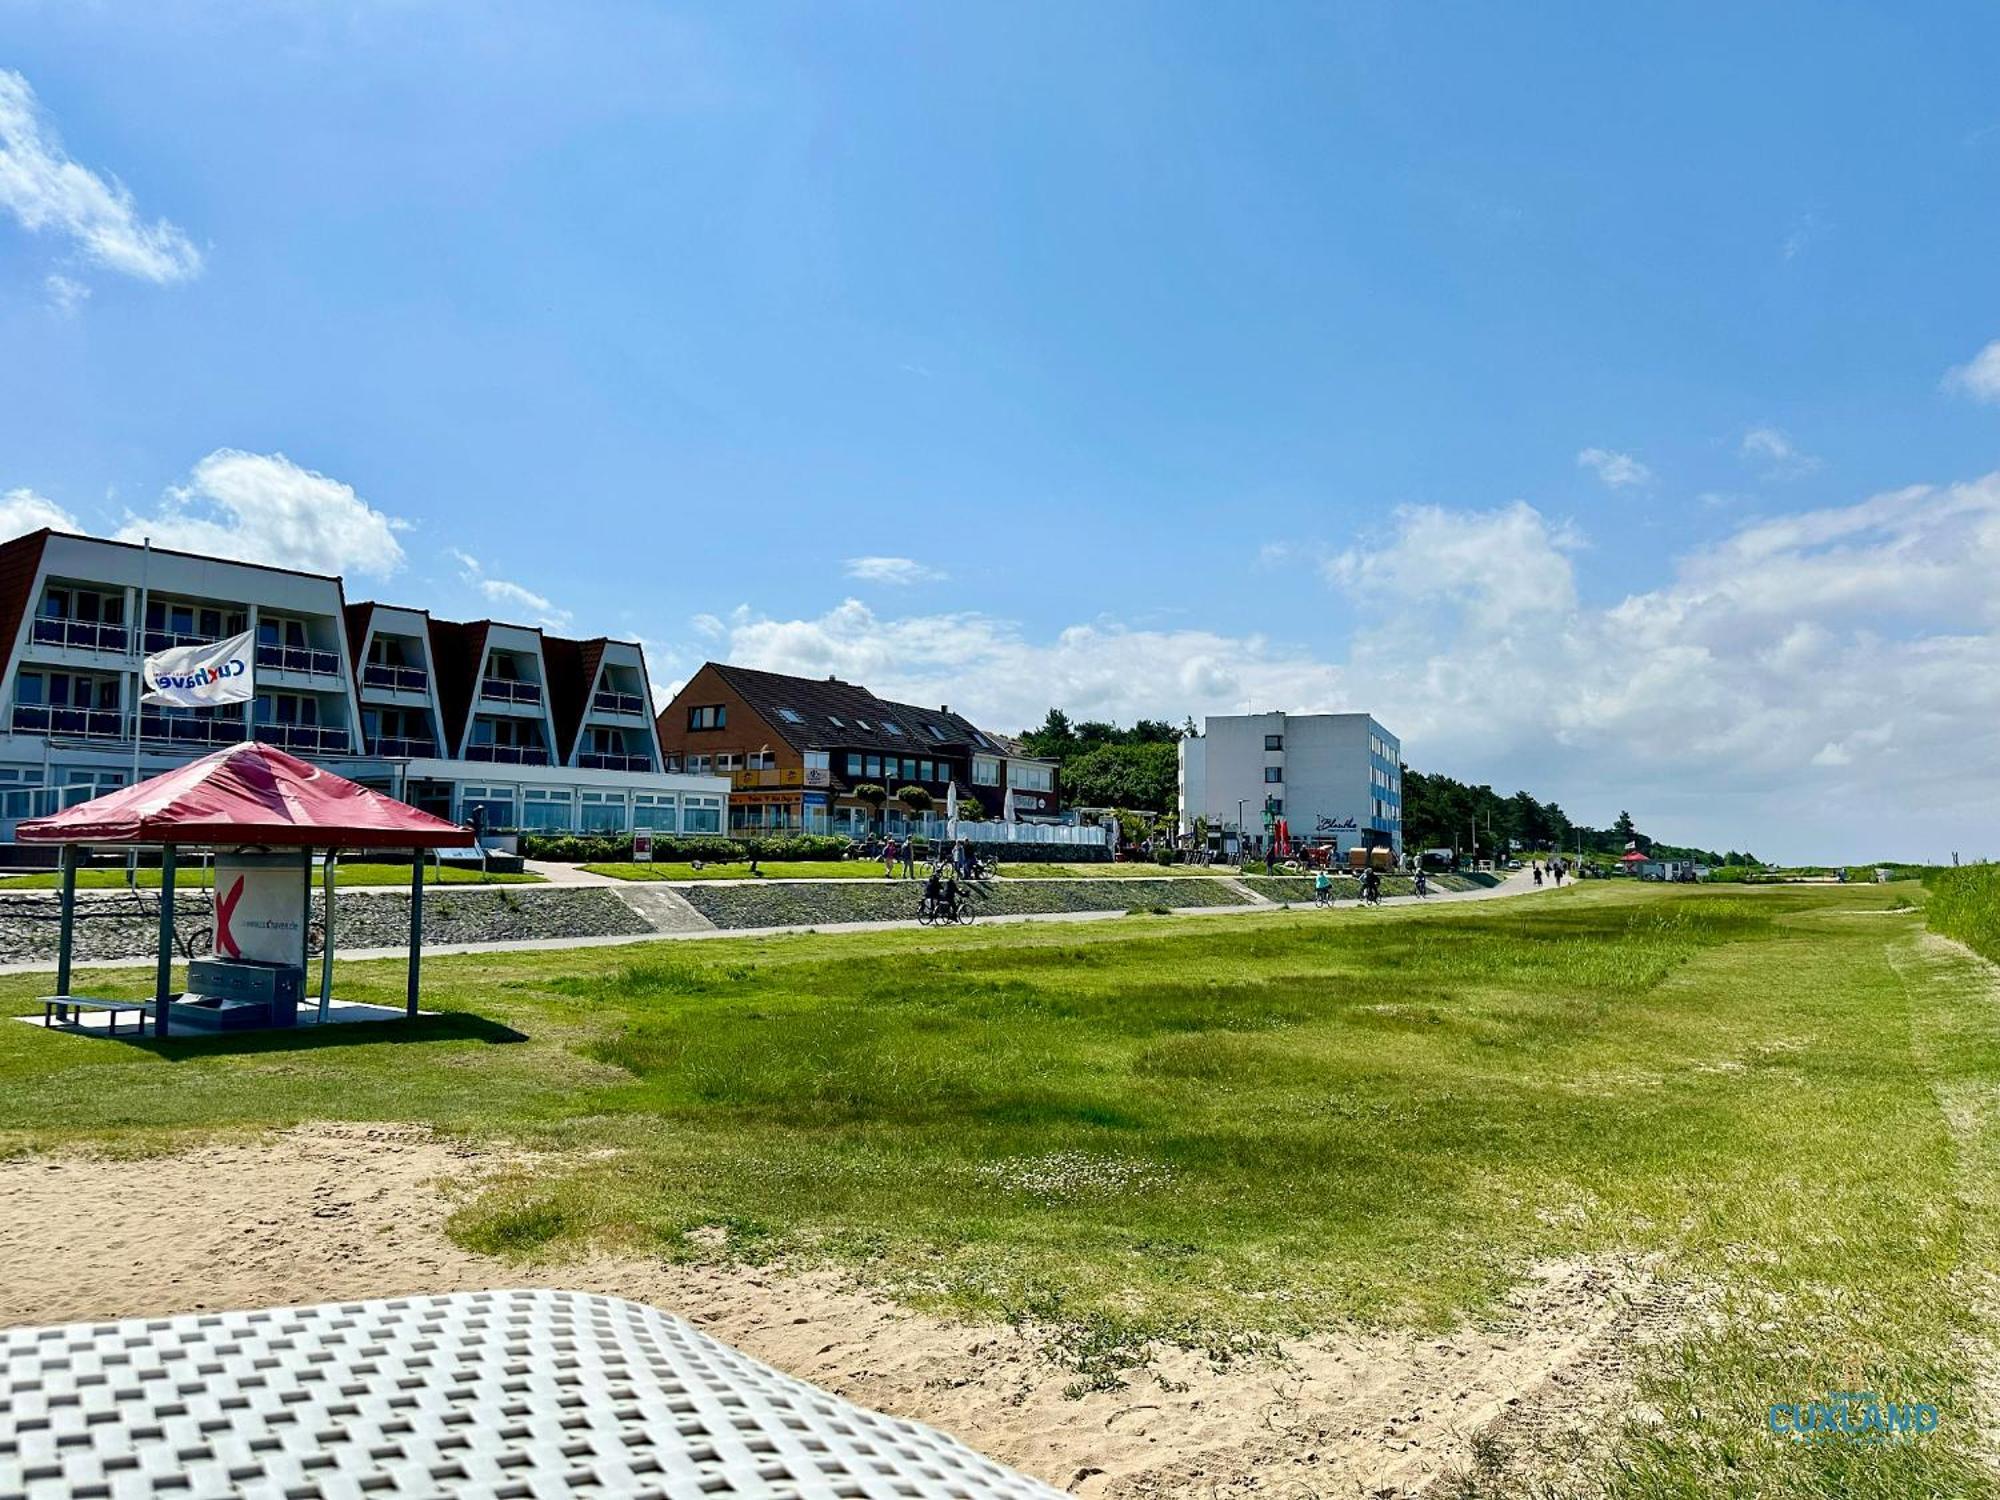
(0, 1125, 1668, 1497)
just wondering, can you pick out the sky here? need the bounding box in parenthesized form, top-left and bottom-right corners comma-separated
(3, 2, 1999, 863)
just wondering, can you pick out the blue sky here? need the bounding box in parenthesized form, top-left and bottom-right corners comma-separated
(4, 2, 2000, 861)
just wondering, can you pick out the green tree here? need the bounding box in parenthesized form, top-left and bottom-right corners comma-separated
(851, 783, 887, 832)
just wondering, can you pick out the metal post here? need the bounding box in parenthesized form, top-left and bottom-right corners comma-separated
(318, 847, 336, 1024)
(55, 844, 76, 1002)
(407, 852, 424, 1019)
(153, 843, 176, 1038)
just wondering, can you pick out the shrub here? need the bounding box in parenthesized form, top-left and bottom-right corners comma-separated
(523, 832, 852, 864)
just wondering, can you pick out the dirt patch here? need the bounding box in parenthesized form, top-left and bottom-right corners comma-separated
(0, 1125, 1679, 1497)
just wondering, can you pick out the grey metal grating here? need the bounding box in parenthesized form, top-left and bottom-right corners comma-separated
(0, 1289, 1062, 1500)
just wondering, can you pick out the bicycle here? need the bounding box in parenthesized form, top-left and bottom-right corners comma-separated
(1312, 884, 1334, 908)
(916, 894, 973, 926)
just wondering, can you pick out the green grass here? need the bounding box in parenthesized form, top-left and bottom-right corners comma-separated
(1924, 864, 2000, 963)
(0, 861, 541, 889)
(583, 859, 1172, 881)
(0, 880, 1991, 1494)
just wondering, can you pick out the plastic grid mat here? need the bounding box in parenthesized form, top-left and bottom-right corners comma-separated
(0, 1288, 1063, 1499)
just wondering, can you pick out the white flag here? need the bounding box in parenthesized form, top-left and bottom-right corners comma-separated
(144, 630, 255, 708)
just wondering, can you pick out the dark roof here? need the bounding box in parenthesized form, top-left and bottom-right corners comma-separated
(425, 619, 489, 756)
(0, 528, 52, 680)
(542, 636, 611, 763)
(699, 663, 1003, 757)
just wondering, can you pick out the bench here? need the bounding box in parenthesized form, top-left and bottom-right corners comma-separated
(39, 996, 153, 1035)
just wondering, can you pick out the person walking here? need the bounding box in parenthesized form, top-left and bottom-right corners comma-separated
(882, 837, 898, 879)
(902, 839, 916, 879)
(1533, 863, 1544, 887)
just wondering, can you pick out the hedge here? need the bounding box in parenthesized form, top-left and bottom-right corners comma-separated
(1924, 865, 2000, 964)
(520, 833, 853, 864)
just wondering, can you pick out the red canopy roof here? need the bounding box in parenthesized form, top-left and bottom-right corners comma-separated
(16, 742, 475, 849)
(1619, 849, 1648, 863)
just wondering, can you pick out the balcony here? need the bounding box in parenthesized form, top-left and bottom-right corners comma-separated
(577, 751, 655, 772)
(464, 743, 552, 766)
(140, 713, 247, 748)
(12, 704, 126, 739)
(591, 689, 646, 715)
(30, 617, 130, 654)
(480, 678, 542, 705)
(361, 663, 430, 695)
(369, 735, 438, 758)
(730, 767, 825, 790)
(255, 642, 343, 677)
(252, 723, 352, 755)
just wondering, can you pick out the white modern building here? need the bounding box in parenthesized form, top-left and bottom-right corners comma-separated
(0, 527, 728, 838)
(1177, 710, 1403, 856)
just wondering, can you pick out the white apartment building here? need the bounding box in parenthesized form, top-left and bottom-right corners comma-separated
(1178, 710, 1403, 855)
(0, 527, 728, 838)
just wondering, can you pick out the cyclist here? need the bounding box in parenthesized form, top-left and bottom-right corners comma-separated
(940, 861, 962, 921)
(1360, 866, 1382, 906)
(1313, 866, 1334, 907)
(1413, 868, 1430, 899)
(921, 863, 945, 921)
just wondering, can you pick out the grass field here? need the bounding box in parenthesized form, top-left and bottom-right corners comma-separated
(0, 880, 1992, 1494)
(0, 861, 542, 889)
(582, 859, 1196, 881)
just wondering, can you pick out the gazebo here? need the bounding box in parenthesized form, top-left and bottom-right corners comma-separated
(18, 741, 473, 1038)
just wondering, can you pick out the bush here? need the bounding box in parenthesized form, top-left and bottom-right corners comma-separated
(522, 833, 852, 864)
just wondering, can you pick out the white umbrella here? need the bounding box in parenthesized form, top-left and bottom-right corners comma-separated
(946, 780, 958, 840)
(1003, 786, 1016, 824)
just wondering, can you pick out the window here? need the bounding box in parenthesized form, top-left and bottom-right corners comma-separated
(972, 755, 1000, 786)
(661, 752, 682, 772)
(1264, 766, 1283, 784)
(633, 794, 678, 832)
(683, 795, 723, 834)
(881, 721, 903, 736)
(777, 708, 804, 724)
(827, 715, 844, 727)
(579, 790, 626, 833)
(686, 754, 710, 774)
(460, 786, 515, 830)
(1264, 734, 1283, 751)
(521, 789, 572, 831)
(853, 718, 871, 730)
(927, 724, 945, 741)
(688, 704, 727, 731)
(1006, 762, 1054, 792)
(747, 749, 776, 770)
(845, 752, 864, 776)
(806, 750, 830, 772)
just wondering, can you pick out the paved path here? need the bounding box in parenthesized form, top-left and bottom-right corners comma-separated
(1, 869, 1557, 975)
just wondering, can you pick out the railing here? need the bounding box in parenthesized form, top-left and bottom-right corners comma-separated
(464, 743, 552, 765)
(253, 723, 352, 754)
(30, 618, 130, 653)
(480, 678, 542, 705)
(141, 628, 227, 655)
(140, 714, 249, 748)
(11, 704, 126, 739)
(591, 689, 646, 715)
(255, 642, 343, 677)
(362, 664, 430, 694)
(577, 751, 655, 772)
(369, 736, 438, 758)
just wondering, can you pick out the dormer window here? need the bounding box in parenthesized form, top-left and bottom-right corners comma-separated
(777, 708, 804, 724)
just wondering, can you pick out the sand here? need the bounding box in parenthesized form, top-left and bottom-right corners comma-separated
(0, 1125, 1678, 1497)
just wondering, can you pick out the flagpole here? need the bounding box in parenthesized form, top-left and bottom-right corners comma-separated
(129, 538, 150, 889)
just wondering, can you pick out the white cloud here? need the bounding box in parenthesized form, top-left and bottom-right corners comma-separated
(44, 273, 88, 313)
(451, 549, 573, 630)
(0, 486, 81, 541)
(703, 475, 2000, 861)
(1739, 425, 1821, 479)
(1944, 340, 2000, 406)
(843, 555, 946, 586)
(1576, 447, 1653, 488)
(115, 450, 407, 578)
(0, 70, 202, 284)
